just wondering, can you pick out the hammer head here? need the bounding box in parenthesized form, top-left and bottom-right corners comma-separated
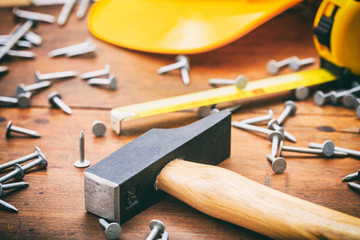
(85, 111, 231, 223)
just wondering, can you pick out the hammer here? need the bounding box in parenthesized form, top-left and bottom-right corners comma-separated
(85, 111, 360, 239)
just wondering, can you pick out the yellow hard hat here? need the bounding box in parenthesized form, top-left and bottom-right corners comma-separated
(89, 0, 301, 54)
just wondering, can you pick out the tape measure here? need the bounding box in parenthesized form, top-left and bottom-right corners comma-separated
(111, 68, 337, 134)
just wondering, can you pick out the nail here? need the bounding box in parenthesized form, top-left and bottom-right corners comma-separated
(48, 91, 72, 115)
(0, 153, 47, 183)
(66, 42, 96, 57)
(32, 0, 67, 5)
(6, 120, 40, 138)
(348, 182, 360, 193)
(0, 182, 29, 197)
(98, 218, 121, 240)
(0, 146, 41, 171)
(7, 50, 36, 59)
(240, 109, 273, 125)
(0, 20, 34, 60)
(159, 231, 169, 240)
(269, 131, 284, 157)
(13, 7, 55, 24)
(80, 64, 110, 80)
(209, 75, 248, 89)
(330, 85, 360, 105)
(88, 75, 117, 90)
(294, 86, 309, 100)
(342, 170, 360, 182)
(76, 0, 90, 19)
(17, 92, 32, 108)
(313, 90, 333, 106)
(0, 199, 18, 213)
(17, 81, 51, 95)
(232, 121, 273, 136)
(35, 70, 77, 82)
(24, 31, 42, 45)
(158, 55, 190, 85)
(267, 119, 296, 143)
(57, 0, 76, 26)
(15, 40, 33, 48)
(48, 38, 92, 57)
(146, 220, 165, 240)
(267, 154, 287, 174)
(308, 142, 359, 158)
(74, 130, 90, 168)
(0, 66, 9, 74)
(267, 56, 297, 75)
(0, 96, 18, 106)
(92, 120, 106, 137)
(289, 57, 315, 71)
(343, 94, 360, 109)
(276, 100, 296, 125)
(279, 140, 335, 157)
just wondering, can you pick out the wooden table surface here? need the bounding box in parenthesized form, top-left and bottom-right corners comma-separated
(0, 2, 359, 239)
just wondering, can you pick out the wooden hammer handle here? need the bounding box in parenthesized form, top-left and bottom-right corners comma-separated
(156, 159, 360, 239)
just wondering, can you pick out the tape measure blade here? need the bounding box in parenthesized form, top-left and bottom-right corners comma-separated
(111, 68, 336, 134)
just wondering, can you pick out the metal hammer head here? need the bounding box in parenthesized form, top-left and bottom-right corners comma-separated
(85, 111, 231, 224)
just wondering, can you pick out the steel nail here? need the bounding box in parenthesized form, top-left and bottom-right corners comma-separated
(267, 119, 296, 143)
(35, 70, 77, 82)
(267, 56, 297, 75)
(0, 96, 18, 106)
(0, 147, 41, 171)
(342, 170, 360, 182)
(330, 85, 360, 105)
(7, 50, 36, 59)
(0, 20, 34, 61)
(240, 109, 273, 125)
(17, 92, 32, 108)
(343, 94, 360, 109)
(267, 154, 287, 174)
(24, 31, 42, 45)
(348, 182, 360, 193)
(80, 64, 110, 80)
(17, 81, 51, 95)
(6, 120, 40, 138)
(0, 199, 18, 213)
(0, 66, 9, 74)
(0, 153, 46, 183)
(294, 86, 310, 100)
(13, 7, 55, 23)
(48, 91, 72, 115)
(66, 42, 96, 57)
(74, 130, 90, 168)
(209, 75, 248, 89)
(57, 0, 76, 26)
(308, 142, 359, 158)
(92, 120, 106, 137)
(146, 220, 165, 240)
(76, 0, 90, 19)
(98, 218, 121, 240)
(276, 100, 296, 125)
(88, 75, 117, 90)
(280, 140, 335, 157)
(289, 57, 315, 71)
(232, 121, 273, 136)
(48, 38, 93, 57)
(268, 131, 284, 157)
(0, 182, 29, 197)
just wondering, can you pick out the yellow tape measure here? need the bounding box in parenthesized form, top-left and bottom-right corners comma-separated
(111, 68, 337, 134)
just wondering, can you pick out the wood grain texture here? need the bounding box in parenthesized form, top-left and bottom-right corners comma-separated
(156, 159, 360, 240)
(0, 2, 359, 239)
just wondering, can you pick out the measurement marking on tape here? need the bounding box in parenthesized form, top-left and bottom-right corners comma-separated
(111, 68, 337, 134)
